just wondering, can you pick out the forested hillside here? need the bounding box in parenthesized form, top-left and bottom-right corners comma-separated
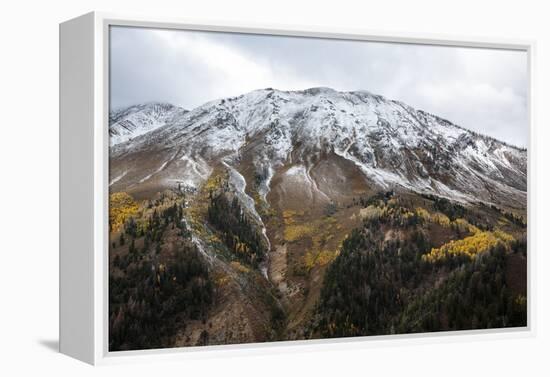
(313, 193, 527, 338)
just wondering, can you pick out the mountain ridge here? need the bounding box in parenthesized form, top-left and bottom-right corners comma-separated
(109, 87, 527, 209)
(109, 102, 188, 146)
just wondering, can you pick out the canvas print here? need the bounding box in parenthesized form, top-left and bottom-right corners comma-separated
(108, 26, 528, 351)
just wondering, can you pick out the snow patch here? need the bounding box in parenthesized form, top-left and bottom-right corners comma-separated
(109, 171, 127, 186)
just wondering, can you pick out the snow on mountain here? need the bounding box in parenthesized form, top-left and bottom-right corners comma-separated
(109, 88, 527, 208)
(109, 102, 187, 146)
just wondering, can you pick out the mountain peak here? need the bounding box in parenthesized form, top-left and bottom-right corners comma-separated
(110, 87, 526, 208)
(109, 102, 187, 146)
(298, 87, 339, 95)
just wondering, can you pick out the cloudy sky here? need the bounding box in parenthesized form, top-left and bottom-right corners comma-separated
(110, 26, 528, 147)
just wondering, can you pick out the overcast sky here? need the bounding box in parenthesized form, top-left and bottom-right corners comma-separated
(110, 26, 528, 147)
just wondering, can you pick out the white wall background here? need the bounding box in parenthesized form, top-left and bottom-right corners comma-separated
(0, 0, 548, 375)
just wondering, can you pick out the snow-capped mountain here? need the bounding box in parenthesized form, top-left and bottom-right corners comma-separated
(109, 102, 187, 146)
(109, 88, 527, 208)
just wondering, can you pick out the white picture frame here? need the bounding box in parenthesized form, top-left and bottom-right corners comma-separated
(59, 11, 536, 365)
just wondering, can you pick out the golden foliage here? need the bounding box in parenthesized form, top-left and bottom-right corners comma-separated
(204, 173, 223, 192)
(431, 212, 451, 227)
(301, 217, 343, 271)
(304, 251, 316, 270)
(230, 261, 250, 274)
(359, 205, 382, 220)
(515, 294, 527, 307)
(109, 192, 139, 232)
(214, 274, 230, 287)
(282, 206, 343, 271)
(422, 230, 514, 262)
(282, 210, 304, 226)
(207, 233, 221, 244)
(283, 210, 296, 225)
(304, 249, 337, 270)
(415, 207, 480, 233)
(452, 218, 480, 234)
(415, 207, 431, 221)
(316, 250, 339, 267)
(185, 171, 227, 234)
(284, 224, 314, 242)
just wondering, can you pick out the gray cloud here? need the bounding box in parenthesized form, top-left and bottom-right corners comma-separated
(110, 26, 528, 147)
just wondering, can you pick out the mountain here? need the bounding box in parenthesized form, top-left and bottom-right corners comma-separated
(110, 87, 526, 208)
(109, 102, 187, 146)
(108, 88, 527, 350)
